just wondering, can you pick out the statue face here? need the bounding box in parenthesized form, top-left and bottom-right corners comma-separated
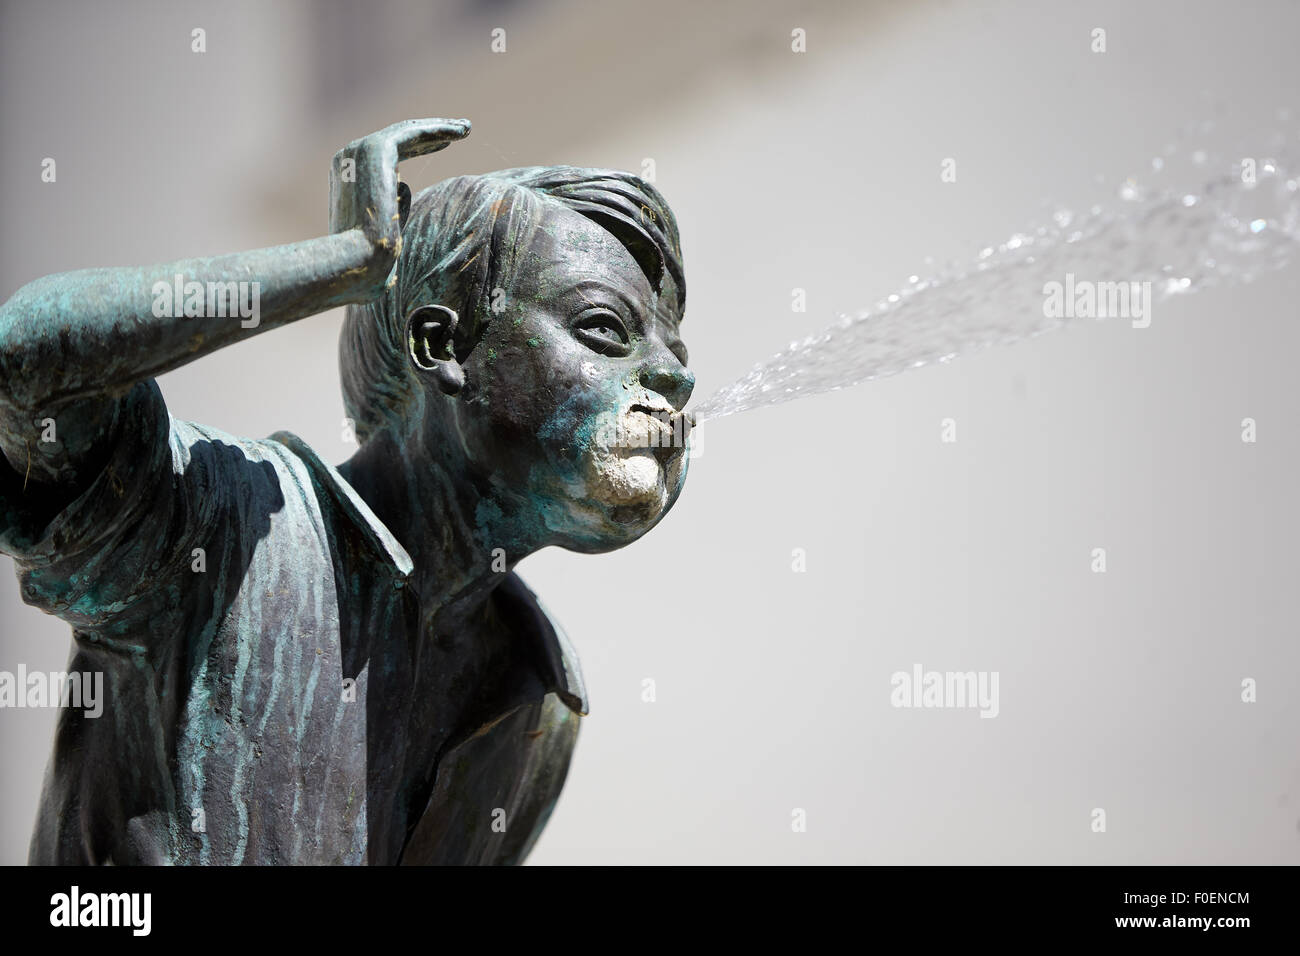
(447, 202, 693, 553)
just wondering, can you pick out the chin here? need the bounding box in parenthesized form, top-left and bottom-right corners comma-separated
(549, 447, 688, 554)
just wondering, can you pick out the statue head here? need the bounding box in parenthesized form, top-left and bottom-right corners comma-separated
(340, 167, 692, 555)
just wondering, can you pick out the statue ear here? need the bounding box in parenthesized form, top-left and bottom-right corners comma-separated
(406, 304, 464, 396)
(397, 181, 412, 230)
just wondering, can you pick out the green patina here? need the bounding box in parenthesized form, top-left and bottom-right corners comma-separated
(0, 117, 691, 866)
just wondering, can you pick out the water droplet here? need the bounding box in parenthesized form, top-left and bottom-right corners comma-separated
(692, 140, 1300, 423)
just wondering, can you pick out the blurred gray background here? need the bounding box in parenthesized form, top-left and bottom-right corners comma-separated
(2, 0, 1297, 864)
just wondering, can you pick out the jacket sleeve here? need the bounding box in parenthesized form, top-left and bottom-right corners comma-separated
(0, 379, 221, 640)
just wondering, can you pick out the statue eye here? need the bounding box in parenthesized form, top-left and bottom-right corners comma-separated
(573, 310, 631, 355)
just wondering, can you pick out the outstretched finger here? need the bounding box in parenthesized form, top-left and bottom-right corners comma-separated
(385, 118, 472, 162)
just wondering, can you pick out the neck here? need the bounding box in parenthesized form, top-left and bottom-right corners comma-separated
(337, 425, 544, 631)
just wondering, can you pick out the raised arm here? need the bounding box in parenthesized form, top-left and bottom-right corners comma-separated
(0, 119, 468, 487)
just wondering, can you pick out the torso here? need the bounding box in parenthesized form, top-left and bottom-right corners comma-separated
(23, 421, 585, 865)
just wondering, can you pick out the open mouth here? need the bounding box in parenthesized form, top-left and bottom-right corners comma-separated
(627, 403, 690, 463)
(628, 403, 691, 436)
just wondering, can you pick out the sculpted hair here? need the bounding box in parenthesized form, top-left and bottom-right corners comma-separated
(339, 166, 685, 444)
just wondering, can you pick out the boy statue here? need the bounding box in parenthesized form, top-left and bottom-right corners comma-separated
(0, 119, 694, 864)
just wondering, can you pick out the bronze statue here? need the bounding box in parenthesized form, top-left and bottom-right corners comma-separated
(0, 119, 693, 864)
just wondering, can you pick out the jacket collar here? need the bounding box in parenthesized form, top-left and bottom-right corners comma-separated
(268, 430, 588, 716)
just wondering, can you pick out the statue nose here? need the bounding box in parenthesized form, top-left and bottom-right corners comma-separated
(639, 362, 695, 410)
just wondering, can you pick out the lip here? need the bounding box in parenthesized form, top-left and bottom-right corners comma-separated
(628, 402, 674, 417)
(628, 403, 689, 434)
(625, 403, 690, 462)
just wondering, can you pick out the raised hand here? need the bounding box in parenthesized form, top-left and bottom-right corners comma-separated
(329, 118, 472, 300)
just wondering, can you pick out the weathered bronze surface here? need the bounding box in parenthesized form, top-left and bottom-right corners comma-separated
(0, 119, 692, 864)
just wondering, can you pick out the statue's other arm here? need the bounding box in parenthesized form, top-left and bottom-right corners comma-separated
(0, 118, 469, 489)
